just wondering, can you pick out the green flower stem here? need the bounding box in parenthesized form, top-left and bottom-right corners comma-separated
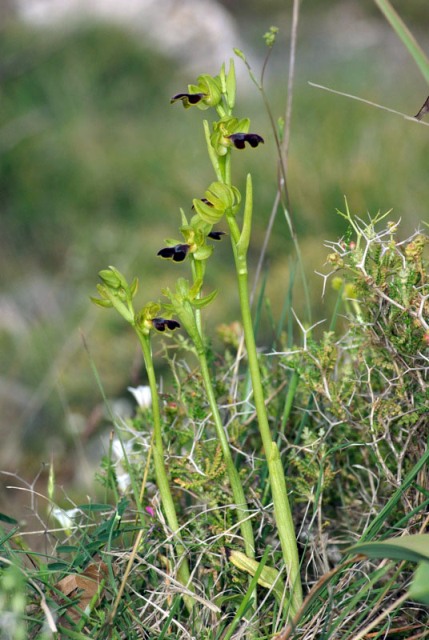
(224, 176, 303, 616)
(203, 120, 223, 182)
(196, 347, 256, 560)
(191, 259, 204, 337)
(136, 330, 194, 610)
(270, 442, 303, 616)
(224, 150, 232, 186)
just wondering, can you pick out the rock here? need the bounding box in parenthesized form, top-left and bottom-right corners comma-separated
(15, 0, 240, 71)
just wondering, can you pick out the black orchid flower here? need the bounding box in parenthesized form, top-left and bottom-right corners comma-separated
(152, 317, 180, 332)
(207, 231, 226, 241)
(170, 92, 205, 108)
(157, 244, 190, 262)
(227, 133, 264, 150)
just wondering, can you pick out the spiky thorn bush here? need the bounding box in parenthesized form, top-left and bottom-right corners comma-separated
(275, 209, 428, 551)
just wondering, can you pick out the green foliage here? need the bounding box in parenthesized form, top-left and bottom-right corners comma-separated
(0, 24, 176, 267)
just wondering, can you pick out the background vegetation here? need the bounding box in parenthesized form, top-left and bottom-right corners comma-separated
(0, 1, 429, 638)
(1, 0, 428, 504)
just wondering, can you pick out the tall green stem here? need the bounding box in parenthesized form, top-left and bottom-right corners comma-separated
(197, 348, 255, 560)
(226, 228, 303, 615)
(220, 160, 303, 615)
(137, 330, 194, 609)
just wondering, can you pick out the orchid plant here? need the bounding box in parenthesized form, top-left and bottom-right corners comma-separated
(93, 57, 303, 618)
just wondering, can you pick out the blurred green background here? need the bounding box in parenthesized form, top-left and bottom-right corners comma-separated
(1, 0, 428, 499)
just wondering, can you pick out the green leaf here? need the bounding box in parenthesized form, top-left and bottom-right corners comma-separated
(237, 174, 253, 256)
(409, 562, 429, 604)
(0, 512, 18, 525)
(192, 288, 218, 309)
(90, 296, 112, 309)
(56, 545, 79, 553)
(228, 549, 287, 607)
(47, 562, 69, 571)
(57, 626, 93, 639)
(117, 496, 129, 517)
(350, 534, 429, 564)
(129, 277, 139, 299)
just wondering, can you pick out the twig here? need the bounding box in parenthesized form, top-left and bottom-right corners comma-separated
(308, 82, 429, 127)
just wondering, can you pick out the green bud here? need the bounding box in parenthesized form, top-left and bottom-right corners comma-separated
(193, 182, 241, 224)
(92, 267, 135, 323)
(233, 48, 247, 63)
(98, 268, 122, 288)
(263, 26, 279, 48)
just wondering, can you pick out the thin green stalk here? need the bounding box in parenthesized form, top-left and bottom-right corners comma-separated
(136, 330, 194, 609)
(217, 160, 302, 614)
(162, 275, 255, 563)
(226, 232, 303, 615)
(197, 348, 256, 560)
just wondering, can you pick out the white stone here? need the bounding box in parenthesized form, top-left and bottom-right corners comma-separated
(15, 0, 240, 71)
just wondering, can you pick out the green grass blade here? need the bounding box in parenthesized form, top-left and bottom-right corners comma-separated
(374, 0, 429, 85)
(350, 534, 429, 564)
(359, 444, 429, 542)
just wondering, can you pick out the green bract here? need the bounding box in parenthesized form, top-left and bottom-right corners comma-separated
(219, 60, 236, 111)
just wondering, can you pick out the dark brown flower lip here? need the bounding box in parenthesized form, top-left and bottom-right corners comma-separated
(227, 133, 264, 149)
(157, 244, 190, 262)
(207, 231, 226, 241)
(170, 92, 206, 106)
(152, 317, 180, 332)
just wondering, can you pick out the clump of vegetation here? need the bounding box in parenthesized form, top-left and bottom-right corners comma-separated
(1, 2, 429, 639)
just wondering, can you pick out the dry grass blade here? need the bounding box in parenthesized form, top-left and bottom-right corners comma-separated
(308, 81, 429, 127)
